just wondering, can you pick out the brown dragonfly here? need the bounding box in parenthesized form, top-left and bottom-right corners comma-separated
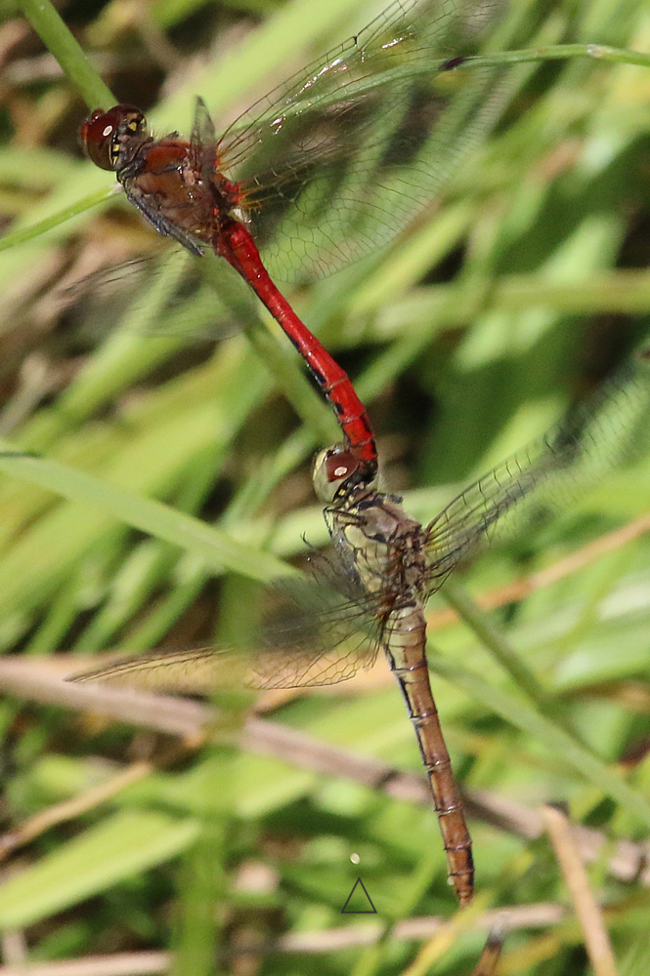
(72, 346, 650, 908)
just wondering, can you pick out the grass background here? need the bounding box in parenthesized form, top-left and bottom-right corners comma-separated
(1, 0, 650, 973)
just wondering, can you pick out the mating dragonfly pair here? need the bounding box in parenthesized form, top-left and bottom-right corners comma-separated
(75, 0, 650, 957)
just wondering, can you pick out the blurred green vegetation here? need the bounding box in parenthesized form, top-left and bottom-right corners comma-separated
(1, 0, 650, 974)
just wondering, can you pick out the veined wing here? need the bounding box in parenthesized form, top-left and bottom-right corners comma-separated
(217, 0, 511, 281)
(69, 573, 383, 695)
(422, 349, 650, 593)
(50, 249, 230, 344)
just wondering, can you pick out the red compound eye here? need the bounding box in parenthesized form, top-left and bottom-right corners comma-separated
(324, 448, 359, 484)
(80, 105, 145, 171)
(312, 445, 375, 503)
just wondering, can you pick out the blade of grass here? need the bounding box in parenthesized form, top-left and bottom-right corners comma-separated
(0, 447, 292, 583)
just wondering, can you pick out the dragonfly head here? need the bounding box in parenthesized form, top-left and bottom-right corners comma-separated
(312, 445, 378, 503)
(80, 105, 148, 172)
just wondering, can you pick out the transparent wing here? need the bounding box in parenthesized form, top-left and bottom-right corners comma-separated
(50, 250, 230, 343)
(422, 350, 650, 592)
(217, 0, 510, 281)
(69, 570, 384, 696)
(190, 97, 218, 185)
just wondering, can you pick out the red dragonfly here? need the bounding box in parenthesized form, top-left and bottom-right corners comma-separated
(81, 0, 509, 478)
(73, 346, 650, 910)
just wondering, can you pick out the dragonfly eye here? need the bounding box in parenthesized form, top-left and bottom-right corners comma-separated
(312, 445, 375, 502)
(80, 105, 147, 171)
